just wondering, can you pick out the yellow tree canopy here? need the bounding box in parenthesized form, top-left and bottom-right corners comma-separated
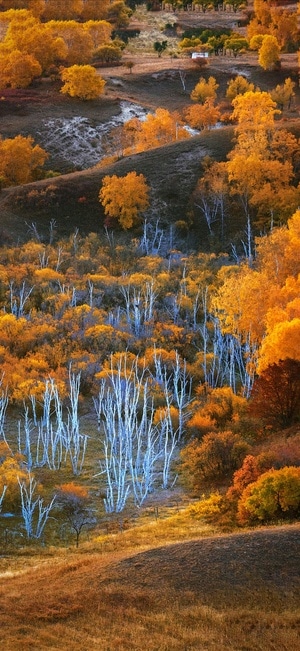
(3, 12, 67, 71)
(213, 210, 300, 373)
(60, 64, 106, 100)
(258, 34, 280, 70)
(42, 0, 83, 20)
(0, 135, 48, 186)
(184, 99, 220, 131)
(226, 74, 256, 102)
(99, 171, 150, 230)
(190, 76, 219, 104)
(130, 108, 190, 154)
(48, 20, 94, 65)
(231, 90, 280, 134)
(0, 49, 41, 88)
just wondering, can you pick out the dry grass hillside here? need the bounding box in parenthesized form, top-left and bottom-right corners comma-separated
(1, 524, 299, 650)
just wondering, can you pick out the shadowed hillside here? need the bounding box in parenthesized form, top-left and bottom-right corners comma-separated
(1, 525, 299, 650)
(0, 127, 234, 245)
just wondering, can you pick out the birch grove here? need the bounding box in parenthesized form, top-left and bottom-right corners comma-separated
(17, 369, 88, 475)
(94, 352, 191, 512)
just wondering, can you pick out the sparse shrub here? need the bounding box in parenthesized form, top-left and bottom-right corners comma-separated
(187, 491, 224, 522)
(55, 482, 96, 547)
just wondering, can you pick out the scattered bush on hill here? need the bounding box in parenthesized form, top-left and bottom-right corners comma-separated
(237, 466, 300, 524)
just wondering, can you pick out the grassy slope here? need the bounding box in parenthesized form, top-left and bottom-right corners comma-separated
(0, 126, 234, 244)
(1, 523, 299, 650)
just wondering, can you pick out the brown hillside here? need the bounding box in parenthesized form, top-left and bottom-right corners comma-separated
(0, 525, 299, 650)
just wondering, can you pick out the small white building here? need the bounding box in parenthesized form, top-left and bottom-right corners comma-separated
(191, 51, 209, 59)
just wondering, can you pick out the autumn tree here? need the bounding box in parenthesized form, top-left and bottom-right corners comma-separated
(246, 0, 271, 42)
(179, 36, 202, 52)
(0, 49, 41, 88)
(42, 0, 83, 20)
(211, 209, 300, 383)
(250, 359, 300, 428)
(270, 78, 295, 110)
(184, 99, 220, 131)
(258, 309, 300, 374)
(224, 36, 249, 57)
(125, 108, 190, 154)
(226, 454, 262, 502)
(258, 34, 281, 70)
(99, 171, 150, 229)
(48, 21, 94, 65)
(81, 0, 111, 21)
(226, 75, 255, 102)
(93, 43, 122, 64)
(106, 1, 132, 28)
(0, 135, 48, 186)
(55, 482, 95, 547)
(192, 159, 228, 239)
(83, 20, 112, 50)
(190, 76, 219, 104)
(230, 90, 279, 136)
(60, 65, 106, 100)
(225, 90, 297, 232)
(0, 447, 28, 513)
(269, 7, 299, 51)
(2, 12, 67, 72)
(180, 430, 249, 490)
(249, 34, 265, 51)
(238, 466, 300, 524)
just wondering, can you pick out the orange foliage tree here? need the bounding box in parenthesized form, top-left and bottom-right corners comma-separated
(127, 108, 190, 154)
(180, 430, 249, 489)
(60, 64, 106, 100)
(0, 135, 48, 186)
(99, 171, 150, 229)
(0, 446, 28, 513)
(0, 49, 41, 88)
(184, 99, 220, 131)
(250, 358, 300, 428)
(0, 10, 67, 73)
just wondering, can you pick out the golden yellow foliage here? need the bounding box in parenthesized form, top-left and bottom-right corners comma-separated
(0, 48, 41, 88)
(184, 99, 220, 131)
(42, 0, 83, 20)
(0, 134, 48, 186)
(258, 34, 281, 70)
(190, 76, 219, 104)
(0, 454, 28, 512)
(99, 171, 150, 229)
(231, 90, 279, 134)
(129, 108, 190, 154)
(60, 64, 105, 99)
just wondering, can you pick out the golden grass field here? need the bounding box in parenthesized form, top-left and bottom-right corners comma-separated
(1, 519, 299, 650)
